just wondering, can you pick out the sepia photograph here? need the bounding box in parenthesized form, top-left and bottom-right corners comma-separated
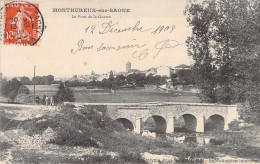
(0, 0, 259, 163)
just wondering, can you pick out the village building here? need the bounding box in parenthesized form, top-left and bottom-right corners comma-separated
(155, 65, 174, 77)
(173, 64, 191, 73)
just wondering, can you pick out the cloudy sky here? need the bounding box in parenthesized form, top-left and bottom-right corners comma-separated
(0, 0, 192, 78)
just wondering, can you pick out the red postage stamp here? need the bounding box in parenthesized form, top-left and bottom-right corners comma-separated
(4, 2, 44, 46)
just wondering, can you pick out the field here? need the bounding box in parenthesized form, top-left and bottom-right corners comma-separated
(25, 85, 201, 103)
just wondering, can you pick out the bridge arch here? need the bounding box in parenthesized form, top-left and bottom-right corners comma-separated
(205, 114, 225, 132)
(115, 118, 134, 131)
(176, 114, 197, 132)
(143, 115, 167, 134)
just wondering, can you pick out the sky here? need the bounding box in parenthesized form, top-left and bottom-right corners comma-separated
(0, 0, 193, 78)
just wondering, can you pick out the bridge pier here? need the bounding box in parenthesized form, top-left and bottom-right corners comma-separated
(134, 118, 142, 134)
(166, 116, 175, 133)
(224, 121, 229, 130)
(196, 116, 205, 133)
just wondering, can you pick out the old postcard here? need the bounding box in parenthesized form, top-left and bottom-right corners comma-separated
(0, 0, 259, 163)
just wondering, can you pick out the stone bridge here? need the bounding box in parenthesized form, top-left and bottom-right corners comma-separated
(66, 102, 238, 134)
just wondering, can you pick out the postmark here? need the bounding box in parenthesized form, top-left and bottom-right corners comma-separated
(3, 1, 44, 46)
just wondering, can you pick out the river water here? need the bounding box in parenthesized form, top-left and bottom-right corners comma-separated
(141, 131, 212, 147)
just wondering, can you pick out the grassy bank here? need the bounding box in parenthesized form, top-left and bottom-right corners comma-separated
(207, 129, 260, 159)
(1, 104, 259, 163)
(19, 105, 214, 163)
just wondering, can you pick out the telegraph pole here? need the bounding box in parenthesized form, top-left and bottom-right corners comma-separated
(0, 35, 2, 84)
(0, 40, 2, 87)
(33, 65, 36, 105)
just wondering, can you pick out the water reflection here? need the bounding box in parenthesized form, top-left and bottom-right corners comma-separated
(141, 131, 212, 147)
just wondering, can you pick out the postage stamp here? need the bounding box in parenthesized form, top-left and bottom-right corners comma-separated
(3, 1, 44, 46)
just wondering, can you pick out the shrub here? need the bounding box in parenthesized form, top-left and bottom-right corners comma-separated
(53, 82, 75, 104)
(1, 78, 22, 102)
(228, 119, 242, 131)
(52, 125, 99, 147)
(18, 85, 30, 95)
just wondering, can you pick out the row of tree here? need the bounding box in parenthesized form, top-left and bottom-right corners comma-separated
(65, 73, 169, 89)
(186, 0, 260, 125)
(19, 70, 196, 88)
(20, 75, 54, 85)
(0, 78, 75, 104)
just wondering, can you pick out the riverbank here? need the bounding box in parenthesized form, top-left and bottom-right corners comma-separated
(1, 104, 259, 163)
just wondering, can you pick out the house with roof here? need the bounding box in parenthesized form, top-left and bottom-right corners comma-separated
(173, 64, 191, 73)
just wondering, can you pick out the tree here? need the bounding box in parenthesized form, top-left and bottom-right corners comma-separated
(1, 78, 22, 102)
(171, 73, 178, 84)
(114, 75, 127, 87)
(32, 76, 43, 85)
(101, 78, 113, 89)
(18, 85, 30, 95)
(42, 75, 54, 85)
(31, 75, 54, 85)
(54, 82, 75, 104)
(185, 0, 260, 124)
(20, 76, 31, 85)
(145, 74, 167, 85)
(176, 69, 196, 85)
(126, 73, 146, 86)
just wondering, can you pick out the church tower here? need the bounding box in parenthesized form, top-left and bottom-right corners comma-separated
(126, 61, 131, 73)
